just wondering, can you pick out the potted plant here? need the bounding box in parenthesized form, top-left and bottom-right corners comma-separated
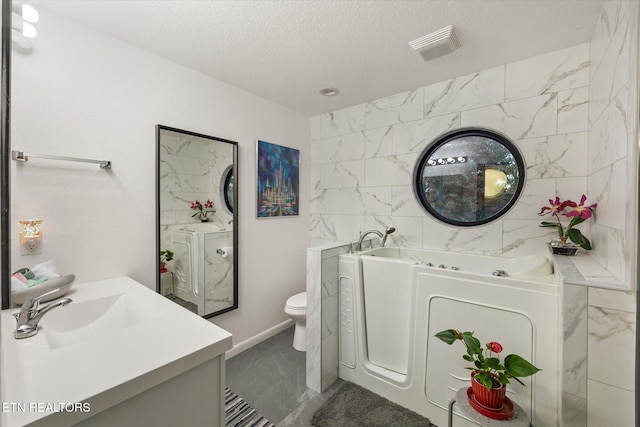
(538, 194, 597, 255)
(160, 249, 174, 273)
(435, 328, 540, 416)
(190, 199, 215, 222)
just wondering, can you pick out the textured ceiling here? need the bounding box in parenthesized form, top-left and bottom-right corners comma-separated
(42, 0, 604, 117)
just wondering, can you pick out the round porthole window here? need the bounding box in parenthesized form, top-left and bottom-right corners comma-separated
(220, 165, 234, 214)
(412, 127, 525, 226)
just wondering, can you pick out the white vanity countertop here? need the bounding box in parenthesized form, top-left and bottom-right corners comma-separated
(1, 276, 233, 427)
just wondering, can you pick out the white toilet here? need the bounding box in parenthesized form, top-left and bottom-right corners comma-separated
(284, 292, 307, 351)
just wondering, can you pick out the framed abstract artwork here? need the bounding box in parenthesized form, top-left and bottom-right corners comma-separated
(256, 140, 300, 218)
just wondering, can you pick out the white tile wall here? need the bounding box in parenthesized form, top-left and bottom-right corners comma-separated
(310, 43, 591, 259)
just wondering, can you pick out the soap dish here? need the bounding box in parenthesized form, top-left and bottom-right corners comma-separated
(11, 274, 76, 306)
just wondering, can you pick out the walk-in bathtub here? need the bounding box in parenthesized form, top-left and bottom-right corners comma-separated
(338, 247, 558, 427)
(170, 224, 233, 315)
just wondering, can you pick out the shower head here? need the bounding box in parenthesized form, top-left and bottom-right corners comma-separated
(381, 227, 396, 247)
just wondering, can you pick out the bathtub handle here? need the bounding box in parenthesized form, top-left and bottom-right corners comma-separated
(492, 269, 508, 277)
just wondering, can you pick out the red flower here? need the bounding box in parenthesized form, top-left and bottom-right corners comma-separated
(204, 200, 214, 209)
(488, 342, 503, 353)
(538, 196, 576, 216)
(191, 200, 201, 210)
(564, 194, 597, 220)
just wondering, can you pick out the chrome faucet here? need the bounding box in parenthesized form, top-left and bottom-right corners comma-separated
(13, 289, 72, 339)
(357, 230, 383, 251)
(357, 227, 396, 251)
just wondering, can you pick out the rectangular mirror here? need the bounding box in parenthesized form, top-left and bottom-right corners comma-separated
(156, 125, 238, 318)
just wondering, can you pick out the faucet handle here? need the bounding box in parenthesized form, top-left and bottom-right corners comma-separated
(23, 288, 63, 312)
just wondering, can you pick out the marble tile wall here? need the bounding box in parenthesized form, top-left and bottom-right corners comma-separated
(159, 134, 234, 250)
(585, 2, 637, 426)
(562, 284, 588, 427)
(310, 43, 590, 258)
(309, 2, 639, 424)
(203, 232, 233, 314)
(306, 244, 349, 393)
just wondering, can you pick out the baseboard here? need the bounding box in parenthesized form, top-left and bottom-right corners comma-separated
(225, 319, 294, 359)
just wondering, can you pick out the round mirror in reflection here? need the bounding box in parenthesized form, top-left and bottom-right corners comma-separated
(221, 165, 234, 214)
(412, 127, 525, 226)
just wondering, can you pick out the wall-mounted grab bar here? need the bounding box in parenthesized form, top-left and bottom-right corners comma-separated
(11, 150, 112, 169)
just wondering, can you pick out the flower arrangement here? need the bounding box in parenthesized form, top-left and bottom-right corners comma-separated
(435, 328, 540, 391)
(191, 199, 215, 221)
(538, 194, 597, 250)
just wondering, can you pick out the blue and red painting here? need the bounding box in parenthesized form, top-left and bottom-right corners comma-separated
(257, 140, 299, 217)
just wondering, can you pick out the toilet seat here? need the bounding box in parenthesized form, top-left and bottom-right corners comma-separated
(286, 292, 306, 310)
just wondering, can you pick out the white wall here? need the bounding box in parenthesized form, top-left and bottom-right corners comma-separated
(10, 8, 310, 345)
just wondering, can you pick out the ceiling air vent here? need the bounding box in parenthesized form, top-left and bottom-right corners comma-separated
(409, 25, 461, 62)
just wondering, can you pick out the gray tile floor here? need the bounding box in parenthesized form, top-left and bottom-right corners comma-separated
(226, 327, 342, 426)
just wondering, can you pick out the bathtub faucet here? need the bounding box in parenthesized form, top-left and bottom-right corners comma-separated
(357, 227, 396, 251)
(357, 230, 383, 251)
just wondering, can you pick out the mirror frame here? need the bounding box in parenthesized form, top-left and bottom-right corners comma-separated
(155, 125, 238, 318)
(412, 127, 525, 227)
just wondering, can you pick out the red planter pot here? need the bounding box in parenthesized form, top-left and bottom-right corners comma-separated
(470, 373, 506, 409)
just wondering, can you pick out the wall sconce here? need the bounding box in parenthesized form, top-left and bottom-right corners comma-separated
(11, 0, 39, 50)
(19, 219, 42, 255)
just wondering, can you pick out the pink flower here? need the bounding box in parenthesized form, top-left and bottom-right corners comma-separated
(191, 200, 201, 210)
(564, 194, 597, 220)
(538, 197, 576, 216)
(488, 342, 503, 353)
(204, 200, 214, 209)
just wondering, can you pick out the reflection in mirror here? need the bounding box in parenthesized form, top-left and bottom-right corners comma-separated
(156, 125, 238, 318)
(413, 128, 525, 226)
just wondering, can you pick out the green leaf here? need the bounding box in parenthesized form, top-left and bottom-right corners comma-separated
(485, 357, 501, 369)
(475, 372, 493, 391)
(434, 329, 458, 345)
(567, 228, 592, 250)
(568, 216, 585, 228)
(539, 221, 559, 227)
(504, 354, 541, 378)
(497, 372, 510, 385)
(462, 355, 474, 362)
(462, 334, 481, 353)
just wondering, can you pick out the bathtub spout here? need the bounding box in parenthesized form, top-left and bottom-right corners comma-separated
(357, 230, 384, 251)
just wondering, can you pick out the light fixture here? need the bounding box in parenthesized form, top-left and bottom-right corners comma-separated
(11, 1, 38, 50)
(484, 169, 508, 198)
(12, 18, 36, 38)
(319, 87, 340, 96)
(409, 25, 461, 62)
(17, 2, 39, 23)
(425, 156, 469, 167)
(19, 219, 42, 255)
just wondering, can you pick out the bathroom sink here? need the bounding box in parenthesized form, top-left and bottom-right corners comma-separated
(1, 276, 233, 427)
(41, 292, 152, 349)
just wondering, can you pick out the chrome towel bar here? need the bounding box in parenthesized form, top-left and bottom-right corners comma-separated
(11, 150, 112, 169)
